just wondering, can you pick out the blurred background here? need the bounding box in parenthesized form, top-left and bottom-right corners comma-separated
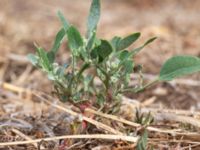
(0, 0, 200, 110)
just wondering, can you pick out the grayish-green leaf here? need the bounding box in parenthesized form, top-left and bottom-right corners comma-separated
(111, 36, 121, 50)
(27, 54, 38, 66)
(57, 11, 70, 31)
(117, 32, 141, 51)
(119, 50, 130, 61)
(159, 55, 200, 81)
(97, 93, 105, 107)
(94, 38, 101, 47)
(79, 48, 88, 61)
(136, 130, 148, 150)
(84, 75, 93, 91)
(131, 37, 157, 55)
(51, 28, 65, 54)
(77, 63, 90, 78)
(86, 31, 96, 51)
(67, 26, 84, 52)
(87, 0, 100, 37)
(36, 47, 52, 71)
(122, 60, 134, 73)
(48, 73, 56, 81)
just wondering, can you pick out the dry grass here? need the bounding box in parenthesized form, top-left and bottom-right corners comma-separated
(1, 0, 200, 149)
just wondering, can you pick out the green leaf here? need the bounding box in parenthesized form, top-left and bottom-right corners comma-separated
(159, 55, 200, 81)
(73, 92, 82, 103)
(86, 31, 96, 51)
(117, 51, 134, 73)
(27, 54, 38, 66)
(91, 40, 112, 61)
(97, 93, 105, 107)
(94, 38, 101, 47)
(87, 0, 100, 37)
(98, 40, 113, 58)
(67, 26, 84, 52)
(136, 130, 148, 150)
(84, 75, 93, 91)
(51, 28, 65, 54)
(35, 47, 52, 71)
(57, 11, 70, 31)
(122, 60, 134, 73)
(90, 47, 98, 59)
(131, 37, 157, 55)
(119, 50, 131, 61)
(111, 36, 121, 50)
(77, 63, 90, 78)
(47, 51, 55, 63)
(79, 48, 88, 61)
(117, 32, 141, 51)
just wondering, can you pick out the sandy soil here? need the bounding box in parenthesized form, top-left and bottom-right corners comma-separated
(0, 0, 200, 149)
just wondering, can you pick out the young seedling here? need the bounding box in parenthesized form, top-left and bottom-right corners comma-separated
(28, 0, 200, 112)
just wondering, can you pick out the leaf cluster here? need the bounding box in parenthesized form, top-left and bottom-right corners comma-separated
(28, 0, 200, 108)
(28, 0, 156, 107)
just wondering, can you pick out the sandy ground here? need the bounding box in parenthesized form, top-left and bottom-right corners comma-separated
(0, 0, 200, 149)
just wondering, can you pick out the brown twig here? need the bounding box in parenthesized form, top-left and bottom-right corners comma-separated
(3, 82, 200, 144)
(11, 128, 40, 149)
(85, 108, 200, 137)
(33, 92, 123, 135)
(0, 134, 138, 146)
(2, 82, 123, 135)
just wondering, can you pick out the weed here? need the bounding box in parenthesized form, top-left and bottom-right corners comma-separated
(28, 0, 200, 110)
(135, 110, 154, 126)
(28, 1, 200, 148)
(136, 129, 148, 150)
(28, 0, 156, 110)
(135, 110, 154, 150)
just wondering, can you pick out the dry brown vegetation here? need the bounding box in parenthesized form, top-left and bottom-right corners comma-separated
(1, 0, 200, 149)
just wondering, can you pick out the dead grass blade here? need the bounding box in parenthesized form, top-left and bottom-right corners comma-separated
(0, 134, 139, 146)
(155, 113, 200, 128)
(85, 108, 200, 137)
(2, 82, 123, 135)
(11, 128, 41, 149)
(2, 82, 200, 145)
(33, 92, 123, 135)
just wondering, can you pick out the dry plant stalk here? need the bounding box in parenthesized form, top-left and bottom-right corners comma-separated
(2, 82, 200, 137)
(0, 134, 139, 147)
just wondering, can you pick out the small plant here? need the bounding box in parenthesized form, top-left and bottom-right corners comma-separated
(135, 110, 154, 126)
(28, 0, 156, 110)
(135, 110, 154, 150)
(28, 0, 200, 111)
(136, 129, 148, 150)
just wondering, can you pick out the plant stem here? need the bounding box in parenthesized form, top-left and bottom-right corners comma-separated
(119, 78, 159, 93)
(77, 62, 90, 78)
(134, 78, 159, 93)
(72, 55, 76, 75)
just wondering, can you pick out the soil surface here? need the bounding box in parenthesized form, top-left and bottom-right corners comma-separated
(1, 0, 200, 149)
